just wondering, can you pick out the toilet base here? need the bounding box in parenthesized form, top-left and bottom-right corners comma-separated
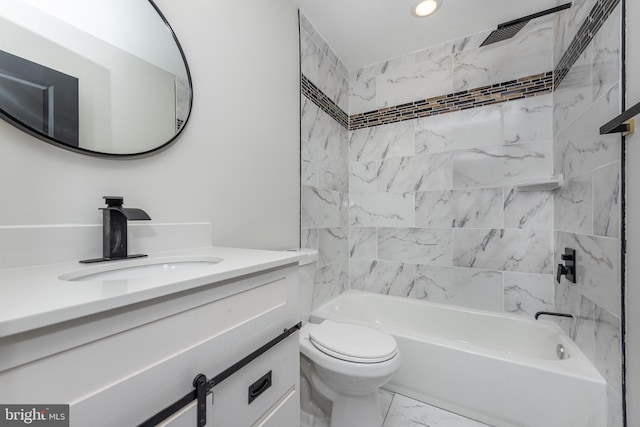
(329, 390, 383, 427)
(300, 406, 330, 427)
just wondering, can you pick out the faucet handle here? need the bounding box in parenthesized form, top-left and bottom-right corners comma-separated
(556, 264, 568, 283)
(103, 196, 124, 207)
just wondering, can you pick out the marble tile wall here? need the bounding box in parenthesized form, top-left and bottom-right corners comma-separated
(345, 18, 556, 319)
(348, 93, 556, 317)
(349, 17, 554, 115)
(300, 14, 350, 309)
(299, 11, 557, 318)
(554, 0, 620, 86)
(552, 2, 623, 426)
(300, 15, 349, 113)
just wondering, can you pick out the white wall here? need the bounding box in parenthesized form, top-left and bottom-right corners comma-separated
(0, 0, 300, 263)
(626, 0, 640, 424)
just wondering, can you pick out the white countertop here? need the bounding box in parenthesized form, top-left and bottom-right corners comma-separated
(0, 246, 301, 338)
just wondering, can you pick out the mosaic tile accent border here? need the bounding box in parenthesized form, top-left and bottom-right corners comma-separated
(554, 0, 620, 87)
(301, 0, 618, 132)
(301, 74, 349, 129)
(349, 72, 553, 130)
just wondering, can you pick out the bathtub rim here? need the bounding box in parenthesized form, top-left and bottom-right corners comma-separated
(313, 289, 564, 327)
(309, 290, 606, 383)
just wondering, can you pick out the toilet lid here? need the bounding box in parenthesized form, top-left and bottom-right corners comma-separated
(309, 320, 398, 363)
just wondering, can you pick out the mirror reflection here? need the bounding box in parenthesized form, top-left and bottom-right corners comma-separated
(0, 0, 192, 156)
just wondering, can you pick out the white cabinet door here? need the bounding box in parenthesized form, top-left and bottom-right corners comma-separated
(157, 390, 299, 427)
(147, 333, 299, 427)
(209, 333, 299, 427)
(157, 395, 211, 427)
(253, 389, 298, 427)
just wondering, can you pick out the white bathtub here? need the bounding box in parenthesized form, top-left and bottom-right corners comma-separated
(309, 290, 606, 427)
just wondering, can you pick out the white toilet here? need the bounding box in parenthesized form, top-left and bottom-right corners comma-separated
(298, 249, 400, 427)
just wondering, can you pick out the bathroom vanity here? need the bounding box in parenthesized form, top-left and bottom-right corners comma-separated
(0, 247, 301, 426)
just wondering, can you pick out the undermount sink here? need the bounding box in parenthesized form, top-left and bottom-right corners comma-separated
(59, 256, 223, 282)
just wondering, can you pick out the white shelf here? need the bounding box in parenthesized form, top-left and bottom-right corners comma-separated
(516, 174, 564, 192)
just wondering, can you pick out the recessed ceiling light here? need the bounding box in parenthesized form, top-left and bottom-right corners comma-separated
(411, 0, 441, 17)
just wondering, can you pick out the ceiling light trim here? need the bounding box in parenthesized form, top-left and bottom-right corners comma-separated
(411, 0, 441, 17)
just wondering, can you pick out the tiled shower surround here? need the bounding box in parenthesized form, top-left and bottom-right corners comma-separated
(348, 93, 555, 315)
(300, 3, 623, 423)
(300, 14, 350, 308)
(301, 14, 557, 315)
(552, 0, 623, 425)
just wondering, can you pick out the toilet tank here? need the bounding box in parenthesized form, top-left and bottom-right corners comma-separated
(298, 249, 318, 323)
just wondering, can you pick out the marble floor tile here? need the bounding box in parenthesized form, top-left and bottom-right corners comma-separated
(380, 389, 394, 420)
(382, 393, 491, 427)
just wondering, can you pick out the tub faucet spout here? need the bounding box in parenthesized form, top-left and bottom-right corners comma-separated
(80, 196, 151, 263)
(534, 311, 574, 320)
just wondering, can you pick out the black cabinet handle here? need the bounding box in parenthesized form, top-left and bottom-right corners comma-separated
(248, 371, 272, 404)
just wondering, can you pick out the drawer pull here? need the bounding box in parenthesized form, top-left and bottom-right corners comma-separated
(248, 371, 272, 404)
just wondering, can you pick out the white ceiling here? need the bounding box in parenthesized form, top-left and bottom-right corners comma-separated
(296, 0, 560, 71)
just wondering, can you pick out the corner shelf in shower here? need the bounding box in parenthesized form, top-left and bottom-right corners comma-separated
(516, 174, 564, 192)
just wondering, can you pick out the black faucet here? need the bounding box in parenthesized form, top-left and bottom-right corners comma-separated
(534, 311, 575, 320)
(80, 196, 151, 263)
(556, 248, 576, 283)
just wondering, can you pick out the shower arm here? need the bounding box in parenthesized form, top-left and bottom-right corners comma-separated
(497, 3, 572, 31)
(480, 3, 572, 46)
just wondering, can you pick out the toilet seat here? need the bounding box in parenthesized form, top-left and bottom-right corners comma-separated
(308, 320, 398, 363)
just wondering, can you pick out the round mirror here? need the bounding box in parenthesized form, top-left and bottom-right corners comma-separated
(0, 0, 192, 157)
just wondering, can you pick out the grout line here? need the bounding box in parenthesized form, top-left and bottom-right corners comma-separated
(382, 390, 395, 425)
